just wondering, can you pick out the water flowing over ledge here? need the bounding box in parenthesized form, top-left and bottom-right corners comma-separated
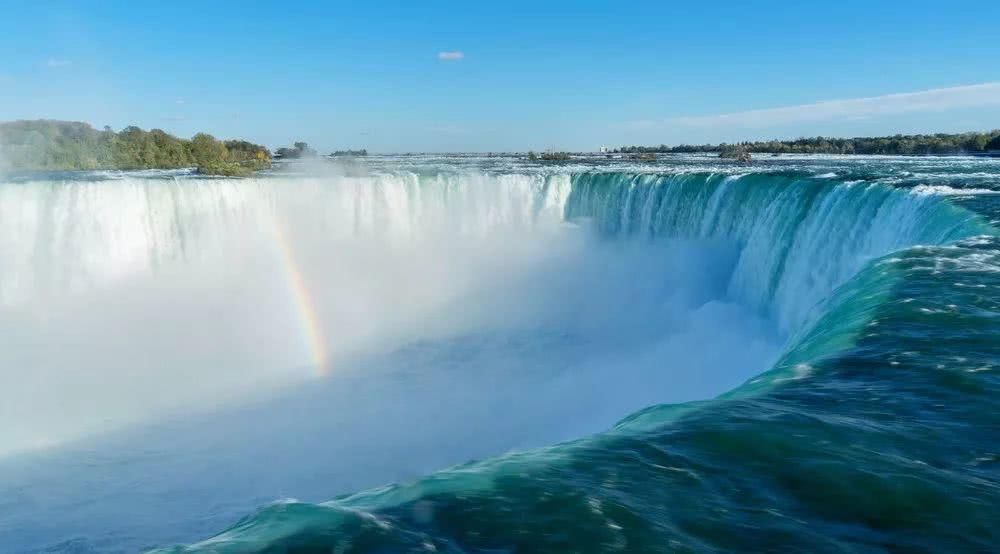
(159, 169, 999, 554)
(564, 172, 984, 334)
(1, 159, 997, 552)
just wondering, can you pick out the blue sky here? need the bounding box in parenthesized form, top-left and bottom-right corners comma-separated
(1, 0, 998, 152)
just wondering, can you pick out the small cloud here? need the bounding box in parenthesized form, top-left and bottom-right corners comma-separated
(437, 51, 464, 61)
(45, 58, 72, 68)
(175, 99, 185, 105)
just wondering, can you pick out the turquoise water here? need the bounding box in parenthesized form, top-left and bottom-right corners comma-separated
(1, 155, 998, 552)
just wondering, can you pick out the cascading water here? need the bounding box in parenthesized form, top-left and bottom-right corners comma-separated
(565, 172, 982, 333)
(1, 155, 997, 553)
(0, 171, 577, 453)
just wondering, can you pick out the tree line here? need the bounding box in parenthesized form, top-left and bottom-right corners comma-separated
(0, 120, 272, 176)
(275, 141, 317, 159)
(617, 131, 1000, 156)
(527, 151, 571, 161)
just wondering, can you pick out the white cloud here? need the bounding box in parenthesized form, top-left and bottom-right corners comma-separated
(175, 99, 186, 105)
(45, 58, 72, 68)
(669, 82, 1000, 128)
(437, 51, 464, 61)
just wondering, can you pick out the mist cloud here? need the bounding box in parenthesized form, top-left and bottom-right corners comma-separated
(0, 171, 779, 458)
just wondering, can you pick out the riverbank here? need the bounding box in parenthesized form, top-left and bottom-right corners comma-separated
(0, 120, 272, 176)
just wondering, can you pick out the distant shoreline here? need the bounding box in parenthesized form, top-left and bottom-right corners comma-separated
(614, 130, 1000, 157)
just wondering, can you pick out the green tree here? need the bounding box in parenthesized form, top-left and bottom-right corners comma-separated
(189, 133, 226, 164)
(0, 120, 271, 175)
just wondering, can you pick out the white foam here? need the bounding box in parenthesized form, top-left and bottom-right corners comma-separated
(911, 184, 1000, 196)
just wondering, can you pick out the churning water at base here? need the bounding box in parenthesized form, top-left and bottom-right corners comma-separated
(0, 155, 998, 552)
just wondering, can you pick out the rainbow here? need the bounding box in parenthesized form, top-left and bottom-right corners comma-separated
(269, 214, 329, 376)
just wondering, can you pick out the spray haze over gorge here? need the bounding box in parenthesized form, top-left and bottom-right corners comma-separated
(1, 153, 998, 552)
(0, 162, 778, 455)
